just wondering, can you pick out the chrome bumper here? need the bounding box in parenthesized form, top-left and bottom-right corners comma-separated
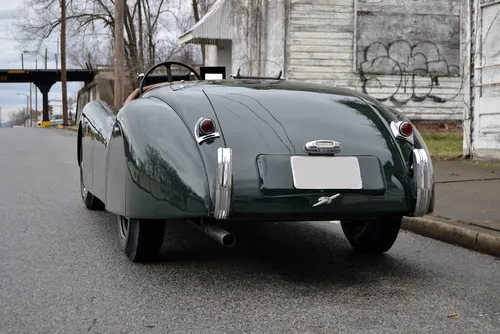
(214, 147, 233, 219)
(412, 148, 434, 217)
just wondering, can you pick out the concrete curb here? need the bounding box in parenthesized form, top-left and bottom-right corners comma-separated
(402, 216, 500, 258)
(59, 126, 78, 133)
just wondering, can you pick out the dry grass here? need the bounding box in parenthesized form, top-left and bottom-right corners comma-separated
(421, 133, 463, 161)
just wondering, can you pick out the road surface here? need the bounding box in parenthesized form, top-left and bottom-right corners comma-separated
(1, 127, 499, 333)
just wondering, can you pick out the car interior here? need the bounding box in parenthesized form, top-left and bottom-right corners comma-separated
(124, 62, 227, 105)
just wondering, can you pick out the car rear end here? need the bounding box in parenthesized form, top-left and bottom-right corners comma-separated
(197, 83, 432, 222)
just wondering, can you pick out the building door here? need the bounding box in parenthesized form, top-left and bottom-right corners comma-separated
(217, 40, 232, 78)
(473, 0, 500, 160)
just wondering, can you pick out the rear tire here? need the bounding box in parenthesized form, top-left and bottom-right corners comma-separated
(117, 215, 166, 262)
(340, 215, 402, 254)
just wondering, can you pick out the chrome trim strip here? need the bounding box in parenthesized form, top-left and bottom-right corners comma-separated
(194, 117, 220, 144)
(214, 147, 232, 219)
(391, 120, 414, 145)
(412, 148, 434, 217)
(304, 140, 342, 155)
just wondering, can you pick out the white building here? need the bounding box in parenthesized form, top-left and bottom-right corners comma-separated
(180, 0, 500, 161)
(470, 0, 500, 161)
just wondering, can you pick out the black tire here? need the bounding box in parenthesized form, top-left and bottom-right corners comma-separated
(340, 215, 402, 254)
(79, 136, 105, 210)
(117, 215, 166, 262)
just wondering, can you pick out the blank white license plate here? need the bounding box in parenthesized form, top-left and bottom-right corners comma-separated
(290, 156, 363, 189)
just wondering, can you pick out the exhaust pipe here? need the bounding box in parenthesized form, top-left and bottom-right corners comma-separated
(189, 219, 236, 247)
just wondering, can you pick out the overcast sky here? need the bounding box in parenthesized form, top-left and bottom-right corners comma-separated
(0, 0, 82, 122)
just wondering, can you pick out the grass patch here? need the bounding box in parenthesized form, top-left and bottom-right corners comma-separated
(421, 133, 463, 161)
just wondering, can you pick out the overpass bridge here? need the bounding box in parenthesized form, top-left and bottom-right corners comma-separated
(0, 69, 97, 126)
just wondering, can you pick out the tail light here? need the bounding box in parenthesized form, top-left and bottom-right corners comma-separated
(390, 120, 415, 145)
(399, 121, 413, 137)
(200, 118, 215, 134)
(195, 117, 220, 144)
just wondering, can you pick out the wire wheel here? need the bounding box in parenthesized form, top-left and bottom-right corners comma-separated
(118, 216, 130, 241)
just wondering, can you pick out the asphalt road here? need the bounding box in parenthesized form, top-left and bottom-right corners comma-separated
(1, 127, 500, 333)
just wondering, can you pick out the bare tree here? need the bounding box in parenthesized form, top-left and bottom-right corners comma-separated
(67, 38, 113, 70)
(65, 27, 114, 70)
(14, 0, 200, 91)
(9, 108, 29, 126)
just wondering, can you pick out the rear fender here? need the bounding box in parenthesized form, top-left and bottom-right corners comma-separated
(381, 107, 435, 216)
(104, 98, 213, 219)
(79, 101, 117, 202)
(79, 114, 95, 197)
(340, 96, 416, 211)
(364, 100, 435, 216)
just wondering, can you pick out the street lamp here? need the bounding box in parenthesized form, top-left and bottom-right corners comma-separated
(16, 93, 30, 127)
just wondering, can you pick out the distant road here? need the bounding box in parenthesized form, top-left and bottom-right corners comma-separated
(1, 127, 499, 333)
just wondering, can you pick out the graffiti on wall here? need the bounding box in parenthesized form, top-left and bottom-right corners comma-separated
(355, 0, 461, 106)
(359, 40, 463, 106)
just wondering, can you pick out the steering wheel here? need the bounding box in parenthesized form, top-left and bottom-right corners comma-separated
(139, 61, 202, 95)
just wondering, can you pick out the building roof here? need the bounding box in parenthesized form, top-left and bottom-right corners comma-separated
(178, 0, 232, 45)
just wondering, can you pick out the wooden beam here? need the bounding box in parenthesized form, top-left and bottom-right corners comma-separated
(61, 0, 68, 126)
(114, 0, 125, 108)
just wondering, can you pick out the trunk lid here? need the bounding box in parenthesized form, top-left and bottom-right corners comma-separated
(203, 86, 399, 158)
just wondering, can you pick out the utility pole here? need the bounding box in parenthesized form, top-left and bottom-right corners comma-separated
(35, 59, 38, 125)
(56, 39, 59, 70)
(26, 96, 29, 127)
(61, 0, 68, 126)
(21, 53, 24, 70)
(45, 48, 48, 70)
(29, 83, 33, 127)
(114, 0, 125, 108)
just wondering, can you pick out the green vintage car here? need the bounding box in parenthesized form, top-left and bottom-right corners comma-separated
(78, 61, 434, 262)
